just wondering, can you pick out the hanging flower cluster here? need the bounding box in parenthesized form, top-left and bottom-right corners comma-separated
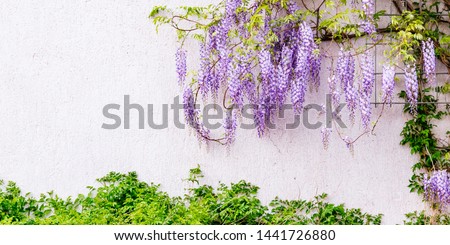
(175, 48, 187, 86)
(335, 50, 358, 123)
(360, 51, 375, 130)
(183, 87, 211, 143)
(321, 127, 332, 150)
(360, 0, 376, 35)
(176, 0, 328, 148)
(422, 39, 436, 84)
(404, 65, 419, 114)
(381, 64, 396, 104)
(158, 0, 438, 150)
(423, 170, 450, 208)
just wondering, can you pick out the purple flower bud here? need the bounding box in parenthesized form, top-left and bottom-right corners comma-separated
(224, 109, 238, 148)
(175, 48, 187, 86)
(198, 43, 210, 101)
(183, 87, 210, 143)
(404, 65, 419, 114)
(276, 45, 293, 107)
(359, 91, 371, 130)
(361, 0, 376, 35)
(423, 170, 450, 207)
(382, 64, 396, 104)
(361, 51, 375, 96)
(422, 39, 436, 84)
(321, 127, 332, 150)
(335, 50, 358, 123)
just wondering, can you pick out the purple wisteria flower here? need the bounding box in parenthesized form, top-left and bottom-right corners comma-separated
(328, 75, 341, 107)
(292, 47, 308, 114)
(361, 0, 376, 35)
(321, 127, 332, 150)
(404, 65, 419, 114)
(224, 109, 238, 149)
(183, 87, 210, 143)
(287, 0, 299, 14)
(259, 49, 277, 106)
(175, 48, 187, 86)
(361, 51, 375, 96)
(381, 64, 396, 104)
(227, 57, 244, 109)
(422, 39, 436, 84)
(359, 92, 371, 130)
(183, 87, 197, 127)
(335, 50, 358, 123)
(360, 51, 374, 130)
(216, 0, 241, 88)
(423, 170, 450, 207)
(343, 136, 354, 153)
(310, 48, 321, 91)
(277, 45, 293, 107)
(291, 22, 319, 113)
(225, 0, 241, 18)
(254, 100, 266, 137)
(198, 43, 210, 101)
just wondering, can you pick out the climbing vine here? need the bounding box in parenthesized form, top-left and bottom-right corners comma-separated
(150, 0, 450, 219)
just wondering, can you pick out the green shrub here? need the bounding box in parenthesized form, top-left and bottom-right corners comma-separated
(404, 211, 450, 225)
(0, 167, 382, 225)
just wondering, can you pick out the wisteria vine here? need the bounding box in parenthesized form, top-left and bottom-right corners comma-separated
(152, 0, 450, 215)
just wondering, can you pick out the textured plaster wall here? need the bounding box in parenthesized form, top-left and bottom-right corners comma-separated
(0, 0, 448, 224)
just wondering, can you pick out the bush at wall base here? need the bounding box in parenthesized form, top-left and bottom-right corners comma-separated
(0, 167, 383, 225)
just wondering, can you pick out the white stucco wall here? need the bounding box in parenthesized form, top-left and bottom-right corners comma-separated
(0, 0, 448, 224)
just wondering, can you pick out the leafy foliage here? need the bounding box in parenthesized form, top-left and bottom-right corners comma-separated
(0, 168, 382, 225)
(404, 210, 450, 225)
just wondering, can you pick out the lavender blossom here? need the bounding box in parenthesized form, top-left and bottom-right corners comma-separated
(183, 87, 197, 128)
(183, 87, 211, 143)
(292, 47, 308, 114)
(422, 39, 436, 84)
(225, 0, 241, 18)
(198, 43, 210, 101)
(404, 65, 419, 114)
(259, 49, 277, 105)
(343, 136, 354, 153)
(335, 50, 358, 122)
(175, 48, 187, 86)
(276, 45, 293, 107)
(237, 11, 250, 39)
(207, 26, 218, 51)
(287, 0, 300, 14)
(206, 28, 220, 100)
(346, 85, 359, 123)
(310, 47, 321, 91)
(361, 0, 376, 35)
(361, 21, 376, 35)
(361, 51, 375, 96)
(328, 76, 340, 107)
(299, 21, 320, 86)
(359, 51, 374, 129)
(254, 100, 266, 137)
(216, 0, 242, 87)
(298, 22, 314, 50)
(321, 127, 332, 150)
(381, 64, 395, 104)
(227, 59, 243, 109)
(359, 91, 371, 130)
(224, 109, 238, 148)
(362, 0, 375, 15)
(423, 170, 450, 207)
